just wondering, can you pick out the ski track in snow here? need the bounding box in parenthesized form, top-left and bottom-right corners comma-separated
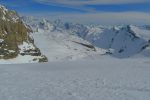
(0, 57, 150, 100)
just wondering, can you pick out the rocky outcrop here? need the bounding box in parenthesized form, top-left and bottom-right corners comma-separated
(0, 5, 47, 62)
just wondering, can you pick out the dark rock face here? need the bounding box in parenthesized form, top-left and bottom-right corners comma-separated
(0, 5, 47, 62)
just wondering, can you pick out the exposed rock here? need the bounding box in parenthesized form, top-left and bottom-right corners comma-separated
(0, 5, 47, 62)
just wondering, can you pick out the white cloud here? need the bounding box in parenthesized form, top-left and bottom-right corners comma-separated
(33, 0, 150, 12)
(34, 0, 150, 5)
(22, 12, 150, 25)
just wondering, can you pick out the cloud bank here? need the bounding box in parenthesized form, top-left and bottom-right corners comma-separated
(24, 11, 150, 25)
(33, 0, 150, 12)
(34, 0, 150, 5)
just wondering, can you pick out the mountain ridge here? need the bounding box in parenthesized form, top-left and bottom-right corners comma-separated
(22, 16, 150, 58)
(0, 5, 47, 63)
(0, 4, 149, 64)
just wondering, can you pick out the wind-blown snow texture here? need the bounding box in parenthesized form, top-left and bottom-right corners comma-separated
(0, 57, 150, 100)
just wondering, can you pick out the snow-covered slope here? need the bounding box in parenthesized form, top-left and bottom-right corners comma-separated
(22, 17, 106, 61)
(87, 25, 150, 58)
(0, 56, 150, 100)
(85, 25, 150, 58)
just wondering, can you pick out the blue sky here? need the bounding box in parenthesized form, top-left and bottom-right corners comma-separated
(0, 0, 150, 25)
(1, 0, 150, 13)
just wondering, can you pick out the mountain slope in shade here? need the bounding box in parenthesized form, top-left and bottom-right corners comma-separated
(85, 25, 150, 58)
(0, 5, 47, 63)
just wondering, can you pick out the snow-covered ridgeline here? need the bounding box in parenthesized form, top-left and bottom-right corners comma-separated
(22, 17, 150, 58)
